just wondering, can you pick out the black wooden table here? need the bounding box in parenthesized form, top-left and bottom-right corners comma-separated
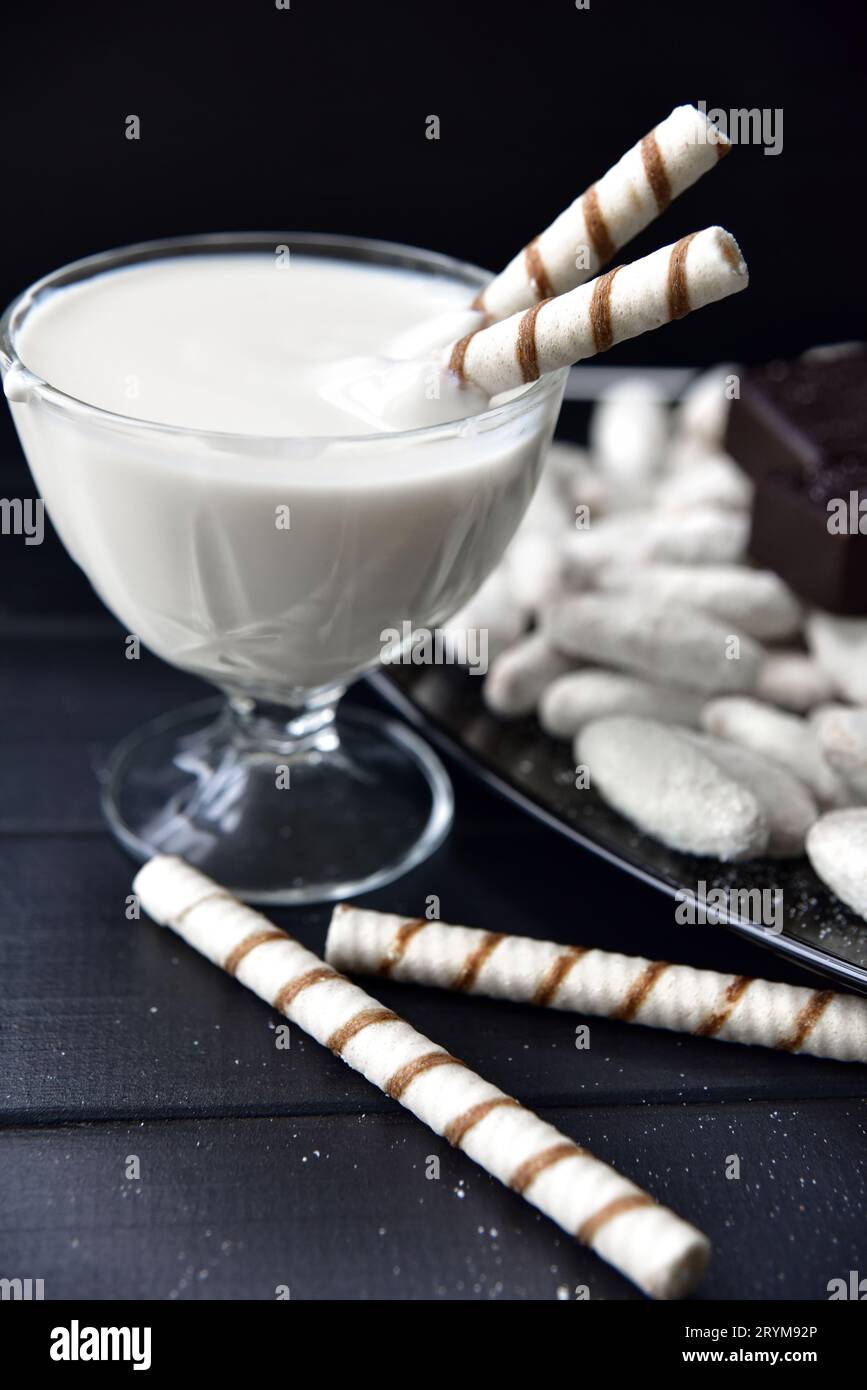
(1, 615, 865, 1302)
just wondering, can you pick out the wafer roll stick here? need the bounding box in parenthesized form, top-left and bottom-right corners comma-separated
(474, 104, 730, 322)
(325, 907, 867, 1065)
(134, 855, 710, 1299)
(446, 228, 747, 397)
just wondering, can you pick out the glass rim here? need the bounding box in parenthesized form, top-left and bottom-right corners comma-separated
(0, 230, 567, 447)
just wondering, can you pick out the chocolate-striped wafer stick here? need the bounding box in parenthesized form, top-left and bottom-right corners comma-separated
(134, 855, 710, 1299)
(446, 227, 747, 397)
(325, 907, 867, 1065)
(474, 104, 730, 322)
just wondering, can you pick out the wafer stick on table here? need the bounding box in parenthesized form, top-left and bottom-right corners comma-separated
(325, 908, 867, 1065)
(474, 104, 730, 322)
(447, 227, 748, 397)
(134, 855, 710, 1299)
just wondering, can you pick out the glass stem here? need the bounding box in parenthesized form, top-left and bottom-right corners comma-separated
(224, 687, 345, 757)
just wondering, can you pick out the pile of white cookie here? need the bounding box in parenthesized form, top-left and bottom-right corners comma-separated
(443, 367, 867, 923)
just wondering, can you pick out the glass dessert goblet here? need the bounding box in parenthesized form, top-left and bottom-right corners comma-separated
(1, 233, 567, 902)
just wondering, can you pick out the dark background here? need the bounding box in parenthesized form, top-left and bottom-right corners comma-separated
(2, 0, 866, 611)
(5, 0, 865, 358)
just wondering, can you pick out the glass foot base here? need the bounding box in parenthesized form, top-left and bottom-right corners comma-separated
(101, 697, 453, 904)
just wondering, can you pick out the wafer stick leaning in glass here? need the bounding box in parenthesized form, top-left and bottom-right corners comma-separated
(325, 907, 867, 1065)
(473, 103, 730, 322)
(134, 855, 710, 1299)
(446, 227, 748, 397)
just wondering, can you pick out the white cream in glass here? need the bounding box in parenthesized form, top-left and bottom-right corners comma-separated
(1, 234, 566, 901)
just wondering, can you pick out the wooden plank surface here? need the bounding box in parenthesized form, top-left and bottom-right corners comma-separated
(1, 1101, 863, 1301)
(1, 622, 865, 1299)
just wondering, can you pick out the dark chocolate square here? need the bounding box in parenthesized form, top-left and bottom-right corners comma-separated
(725, 350, 867, 614)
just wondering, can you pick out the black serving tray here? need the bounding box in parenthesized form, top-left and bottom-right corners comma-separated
(371, 664, 867, 994)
